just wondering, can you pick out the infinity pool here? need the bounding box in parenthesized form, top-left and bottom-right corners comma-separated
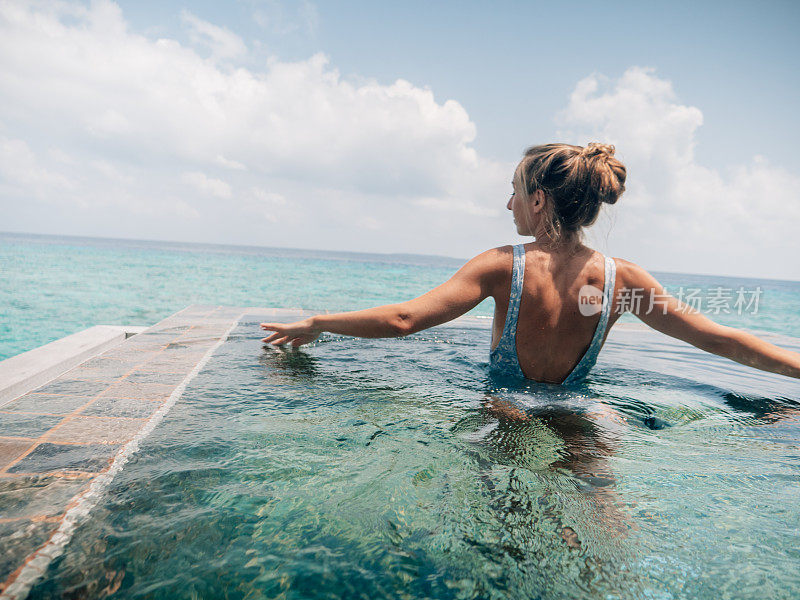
(23, 317, 800, 599)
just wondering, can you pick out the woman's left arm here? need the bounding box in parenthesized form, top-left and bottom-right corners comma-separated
(261, 248, 504, 347)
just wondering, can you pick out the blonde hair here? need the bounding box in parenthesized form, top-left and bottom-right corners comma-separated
(513, 142, 627, 243)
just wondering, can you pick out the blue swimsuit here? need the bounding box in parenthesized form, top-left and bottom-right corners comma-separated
(489, 244, 616, 385)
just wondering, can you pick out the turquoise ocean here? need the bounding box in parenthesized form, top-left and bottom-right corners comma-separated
(2, 231, 800, 361)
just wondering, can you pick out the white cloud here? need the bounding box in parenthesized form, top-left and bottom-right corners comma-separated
(215, 154, 247, 171)
(181, 10, 246, 61)
(0, 136, 74, 195)
(87, 109, 134, 137)
(181, 171, 232, 199)
(556, 66, 800, 279)
(242, 187, 291, 222)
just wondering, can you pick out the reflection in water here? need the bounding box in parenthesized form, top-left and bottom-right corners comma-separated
(258, 344, 319, 378)
(446, 386, 651, 597)
(454, 389, 636, 552)
(720, 391, 800, 424)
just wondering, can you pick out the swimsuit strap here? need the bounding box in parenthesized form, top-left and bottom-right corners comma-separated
(562, 255, 616, 385)
(489, 244, 526, 379)
(500, 243, 526, 341)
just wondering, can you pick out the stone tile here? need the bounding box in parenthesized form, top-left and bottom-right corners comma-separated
(120, 345, 170, 355)
(171, 335, 218, 347)
(122, 336, 174, 352)
(0, 519, 60, 584)
(8, 443, 118, 474)
(46, 417, 144, 445)
(69, 357, 134, 380)
(173, 306, 216, 317)
(98, 348, 161, 365)
(150, 318, 196, 330)
(32, 379, 109, 397)
(209, 308, 244, 318)
(133, 358, 188, 374)
(0, 440, 33, 470)
(156, 350, 208, 366)
(0, 475, 88, 520)
(80, 397, 160, 419)
(99, 380, 175, 401)
(0, 414, 62, 438)
(181, 326, 231, 339)
(131, 331, 180, 340)
(151, 325, 191, 335)
(124, 371, 187, 386)
(165, 339, 215, 352)
(3, 394, 89, 416)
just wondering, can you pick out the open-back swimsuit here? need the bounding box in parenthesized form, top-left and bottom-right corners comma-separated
(489, 243, 616, 385)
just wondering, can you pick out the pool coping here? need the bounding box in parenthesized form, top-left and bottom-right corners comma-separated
(0, 326, 147, 408)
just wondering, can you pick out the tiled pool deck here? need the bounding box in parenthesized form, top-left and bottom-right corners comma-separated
(0, 305, 328, 599)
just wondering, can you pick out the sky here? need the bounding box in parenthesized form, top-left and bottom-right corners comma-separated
(1, 0, 799, 279)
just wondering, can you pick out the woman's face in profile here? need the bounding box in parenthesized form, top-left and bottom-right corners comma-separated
(507, 181, 536, 236)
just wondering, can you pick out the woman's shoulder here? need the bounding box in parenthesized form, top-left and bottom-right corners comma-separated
(456, 246, 515, 291)
(609, 256, 659, 288)
(468, 245, 516, 265)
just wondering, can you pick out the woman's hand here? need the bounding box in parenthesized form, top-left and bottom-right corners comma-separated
(260, 319, 322, 348)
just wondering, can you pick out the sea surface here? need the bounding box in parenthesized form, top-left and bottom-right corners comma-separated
(2, 231, 800, 361)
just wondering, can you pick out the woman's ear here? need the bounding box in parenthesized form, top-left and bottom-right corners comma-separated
(531, 189, 546, 213)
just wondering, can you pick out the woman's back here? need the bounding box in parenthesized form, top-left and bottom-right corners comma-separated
(490, 242, 618, 384)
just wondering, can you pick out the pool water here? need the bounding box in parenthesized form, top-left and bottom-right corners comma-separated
(28, 318, 800, 599)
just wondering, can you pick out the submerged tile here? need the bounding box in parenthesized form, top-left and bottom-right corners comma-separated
(69, 357, 134, 380)
(3, 394, 89, 416)
(99, 380, 176, 401)
(122, 337, 173, 352)
(0, 414, 62, 438)
(164, 340, 215, 352)
(133, 358, 188, 374)
(46, 416, 143, 445)
(181, 326, 231, 339)
(209, 308, 244, 319)
(124, 371, 188, 386)
(32, 379, 110, 397)
(0, 440, 33, 470)
(80, 397, 160, 419)
(0, 475, 88, 520)
(0, 519, 60, 585)
(149, 325, 191, 335)
(98, 348, 161, 365)
(8, 443, 119, 474)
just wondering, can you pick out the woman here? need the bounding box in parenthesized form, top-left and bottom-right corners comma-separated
(261, 143, 800, 384)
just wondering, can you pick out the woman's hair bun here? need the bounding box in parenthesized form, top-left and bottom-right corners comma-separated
(581, 142, 625, 205)
(581, 142, 616, 160)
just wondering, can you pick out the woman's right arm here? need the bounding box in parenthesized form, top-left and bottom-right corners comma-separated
(616, 259, 800, 379)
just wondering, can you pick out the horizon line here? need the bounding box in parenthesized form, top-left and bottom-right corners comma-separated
(2, 229, 799, 284)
